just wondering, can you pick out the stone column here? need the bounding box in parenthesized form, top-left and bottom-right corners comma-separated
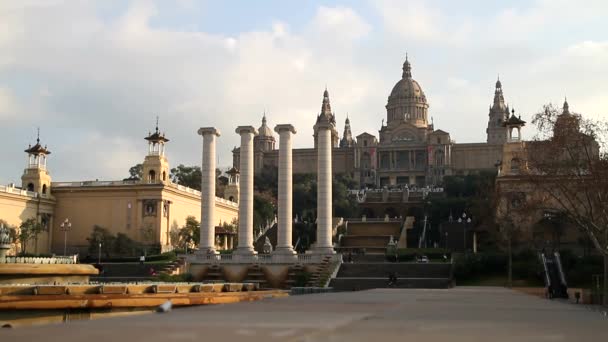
(314, 123, 335, 254)
(197, 127, 220, 254)
(274, 124, 297, 256)
(234, 126, 258, 256)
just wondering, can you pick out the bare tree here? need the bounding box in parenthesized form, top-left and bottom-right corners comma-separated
(519, 103, 608, 305)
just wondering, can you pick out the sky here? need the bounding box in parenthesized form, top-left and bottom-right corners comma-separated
(1, 0, 607, 183)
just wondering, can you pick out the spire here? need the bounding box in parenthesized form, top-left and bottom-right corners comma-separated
(36, 127, 40, 144)
(340, 114, 353, 148)
(402, 53, 412, 78)
(563, 96, 570, 115)
(145, 116, 169, 143)
(492, 76, 506, 110)
(320, 87, 332, 117)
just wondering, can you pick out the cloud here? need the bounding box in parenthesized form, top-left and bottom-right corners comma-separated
(0, 1, 607, 183)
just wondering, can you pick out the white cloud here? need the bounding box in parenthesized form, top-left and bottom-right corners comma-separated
(0, 1, 607, 183)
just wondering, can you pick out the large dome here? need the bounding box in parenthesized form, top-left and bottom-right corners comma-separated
(388, 58, 427, 103)
(385, 56, 429, 127)
(257, 115, 274, 137)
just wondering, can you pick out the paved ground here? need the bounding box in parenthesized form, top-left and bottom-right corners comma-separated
(3, 287, 607, 341)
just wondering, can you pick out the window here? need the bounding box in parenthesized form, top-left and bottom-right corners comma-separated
(143, 200, 157, 216)
(148, 170, 156, 183)
(437, 137, 441, 144)
(42, 184, 47, 194)
(162, 171, 166, 181)
(363, 140, 368, 147)
(510, 158, 521, 172)
(27, 183, 34, 192)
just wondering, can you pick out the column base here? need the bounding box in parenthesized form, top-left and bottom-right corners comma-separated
(311, 246, 336, 255)
(196, 247, 219, 255)
(232, 247, 258, 256)
(272, 246, 297, 255)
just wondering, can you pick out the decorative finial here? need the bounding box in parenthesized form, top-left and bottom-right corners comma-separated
(402, 53, 412, 78)
(512, 108, 515, 115)
(155, 116, 159, 133)
(36, 127, 40, 144)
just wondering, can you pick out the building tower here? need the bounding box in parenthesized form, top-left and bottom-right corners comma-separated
(313, 88, 339, 148)
(142, 118, 170, 184)
(224, 167, 240, 203)
(254, 114, 276, 152)
(503, 108, 526, 142)
(21, 129, 52, 195)
(486, 77, 510, 144)
(385, 55, 429, 128)
(339, 115, 355, 148)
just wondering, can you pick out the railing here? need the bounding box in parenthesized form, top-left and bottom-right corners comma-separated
(188, 253, 341, 264)
(0, 185, 39, 198)
(2, 255, 77, 264)
(52, 180, 138, 187)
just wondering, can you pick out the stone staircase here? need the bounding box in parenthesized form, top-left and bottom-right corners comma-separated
(159, 258, 185, 276)
(338, 220, 402, 254)
(329, 261, 453, 291)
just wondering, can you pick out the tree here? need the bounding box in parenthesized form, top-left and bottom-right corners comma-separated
(170, 164, 202, 190)
(19, 218, 44, 255)
(254, 193, 275, 236)
(179, 216, 200, 252)
(519, 103, 608, 304)
(86, 225, 115, 258)
(128, 163, 143, 180)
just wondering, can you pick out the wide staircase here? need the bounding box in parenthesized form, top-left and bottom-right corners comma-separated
(329, 256, 453, 291)
(338, 220, 402, 254)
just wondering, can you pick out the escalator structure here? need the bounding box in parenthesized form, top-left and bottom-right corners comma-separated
(540, 251, 568, 299)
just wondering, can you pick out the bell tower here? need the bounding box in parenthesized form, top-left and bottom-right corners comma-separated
(142, 118, 170, 184)
(224, 167, 240, 203)
(21, 129, 52, 195)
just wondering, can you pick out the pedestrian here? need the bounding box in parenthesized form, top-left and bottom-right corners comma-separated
(140, 254, 145, 265)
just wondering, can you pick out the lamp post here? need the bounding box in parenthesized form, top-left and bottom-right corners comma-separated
(59, 218, 71, 256)
(458, 213, 471, 253)
(98, 242, 102, 264)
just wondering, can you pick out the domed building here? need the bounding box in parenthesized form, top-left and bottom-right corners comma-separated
(234, 55, 530, 188)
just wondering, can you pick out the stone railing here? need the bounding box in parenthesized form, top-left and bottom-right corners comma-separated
(0, 185, 38, 198)
(1, 255, 77, 264)
(189, 253, 340, 264)
(52, 180, 139, 187)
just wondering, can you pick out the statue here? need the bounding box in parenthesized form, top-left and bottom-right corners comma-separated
(0, 223, 12, 263)
(263, 236, 273, 254)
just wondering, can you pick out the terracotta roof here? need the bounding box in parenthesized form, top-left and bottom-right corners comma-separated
(24, 139, 51, 155)
(503, 114, 526, 126)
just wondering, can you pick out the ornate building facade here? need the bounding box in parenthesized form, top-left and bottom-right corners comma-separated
(233, 56, 514, 188)
(0, 125, 239, 255)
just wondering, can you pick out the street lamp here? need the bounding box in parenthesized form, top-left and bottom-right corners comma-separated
(458, 213, 472, 252)
(98, 242, 102, 264)
(59, 218, 72, 256)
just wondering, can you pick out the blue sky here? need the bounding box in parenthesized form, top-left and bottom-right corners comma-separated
(1, 0, 607, 183)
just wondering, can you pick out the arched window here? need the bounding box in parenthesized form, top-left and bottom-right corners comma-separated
(42, 184, 47, 194)
(27, 183, 34, 192)
(229, 196, 234, 202)
(162, 171, 166, 181)
(148, 170, 156, 183)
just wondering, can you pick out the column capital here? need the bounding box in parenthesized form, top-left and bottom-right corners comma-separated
(235, 126, 259, 135)
(198, 127, 221, 137)
(274, 124, 297, 135)
(313, 121, 334, 130)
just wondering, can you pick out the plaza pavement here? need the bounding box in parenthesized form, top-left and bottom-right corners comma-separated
(3, 287, 607, 341)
